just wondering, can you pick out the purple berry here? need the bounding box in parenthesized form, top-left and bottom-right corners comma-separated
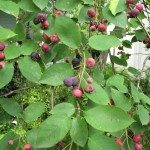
(63, 78, 73, 87)
(72, 77, 79, 87)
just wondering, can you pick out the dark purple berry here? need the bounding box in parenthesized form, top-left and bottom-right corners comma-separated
(63, 78, 73, 87)
(33, 17, 40, 25)
(31, 52, 41, 61)
(146, 43, 150, 48)
(72, 58, 80, 69)
(37, 13, 47, 23)
(130, 8, 140, 17)
(72, 77, 78, 87)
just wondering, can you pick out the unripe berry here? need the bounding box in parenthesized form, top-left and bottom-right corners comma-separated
(37, 13, 47, 23)
(135, 4, 143, 12)
(41, 21, 49, 29)
(87, 77, 93, 83)
(7, 140, 14, 145)
(0, 62, 5, 69)
(133, 134, 142, 143)
(42, 33, 49, 40)
(0, 52, 5, 60)
(85, 85, 94, 93)
(126, 0, 134, 4)
(41, 43, 50, 53)
(0, 43, 5, 51)
(50, 34, 59, 43)
(115, 138, 123, 147)
(54, 10, 63, 16)
(98, 24, 107, 32)
(87, 8, 96, 18)
(30, 52, 41, 61)
(86, 58, 96, 68)
(134, 143, 142, 150)
(73, 88, 83, 98)
(63, 77, 73, 87)
(24, 144, 32, 150)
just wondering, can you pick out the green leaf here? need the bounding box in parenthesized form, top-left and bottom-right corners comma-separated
(13, 23, 26, 41)
(111, 55, 127, 66)
(130, 82, 140, 103)
(128, 67, 140, 76)
(32, 0, 49, 10)
(140, 93, 150, 105)
(138, 105, 149, 125)
(109, 0, 126, 16)
(89, 35, 121, 51)
(0, 0, 19, 17)
(88, 134, 120, 150)
(102, 5, 127, 28)
(70, 116, 88, 147)
(82, 0, 94, 5)
(0, 62, 14, 89)
(129, 18, 141, 28)
(135, 30, 147, 41)
(55, 16, 81, 49)
(20, 40, 39, 55)
(55, 0, 81, 11)
(4, 45, 21, 60)
(0, 98, 21, 117)
(81, 80, 109, 105)
(107, 75, 128, 93)
(23, 102, 45, 123)
(122, 40, 132, 48)
(50, 103, 75, 117)
(84, 105, 134, 132)
(27, 114, 72, 148)
(78, 6, 91, 23)
(0, 26, 17, 42)
(18, 0, 40, 12)
(18, 56, 42, 83)
(40, 63, 74, 86)
(111, 88, 131, 111)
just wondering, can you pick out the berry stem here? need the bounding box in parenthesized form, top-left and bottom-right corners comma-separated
(125, 129, 130, 150)
(76, 100, 81, 116)
(50, 86, 55, 109)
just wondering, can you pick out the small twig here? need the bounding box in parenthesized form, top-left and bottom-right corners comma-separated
(69, 141, 73, 150)
(137, 55, 150, 89)
(108, 50, 116, 74)
(125, 129, 130, 150)
(50, 86, 55, 109)
(76, 100, 81, 116)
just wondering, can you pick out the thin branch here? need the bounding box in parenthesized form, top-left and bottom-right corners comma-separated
(137, 55, 150, 89)
(50, 86, 55, 109)
(76, 100, 81, 116)
(125, 129, 130, 150)
(108, 50, 116, 74)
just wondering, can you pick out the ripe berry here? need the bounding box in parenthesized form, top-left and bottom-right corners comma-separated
(90, 25, 96, 31)
(0, 62, 5, 69)
(50, 34, 59, 43)
(110, 99, 115, 105)
(134, 143, 142, 150)
(130, 9, 140, 17)
(85, 85, 94, 93)
(37, 13, 47, 23)
(143, 38, 149, 44)
(72, 77, 79, 87)
(0, 43, 5, 51)
(73, 88, 83, 98)
(136, 4, 143, 12)
(41, 21, 49, 29)
(30, 52, 41, 61)
(115, 138, 123, 147)
(8, 140, 14, 145)
(54, 10, 63, 16)
(56, 141, 63, 148)
(146, 43, 150, 48)
(33, 17, 40, 25)
(118, 46, 124, 50)
(86, 58, 96, 68)
(126, 0, 134, 4)
(98, 24, 107, 32)
(133, 134, 142, 143)
(87, 77, 93, 83)
(24, 144, 32, 150)
(0, 52, 5, 60)
(148, 120, 150, 126)
(72, 58, 80, 69)
(87, 8, 96, 18)
(65, 57, 70, 63)
(42, 33, 49, 40)
(90, 20, 98, 28)
(63, 77, 73, 87)
(41, 43, 50, 53)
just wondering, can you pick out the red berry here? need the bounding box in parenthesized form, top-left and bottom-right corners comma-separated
(73, 88, 83, 98)
(0, 62, 5, 69)
(50, 34, 59, 43)
(42, 32, 49, 40)
(0, 43, 5, 51)
(135, 4, 143, 12)
(126, 0, 134, 4)
(90, 25, 96, 31)
(133, 134, 142, 143)
(115, 138, 123, 147)
(146, 43, 150, 48)
(41, 43, 50, 53)
(56, 141, 63, 148)
(90, 20, 98, 27)
(143, 38, 149, 44)
(85, 85, 94, 93)
(41, 21, 49, 29)
(87, 77, 93, 83)
(87, 8, 96, 18)
(110, 99, 115, 105)
(98, 24, 107, 32)
(37, 13, 47, 23)
(128, 112, 133, 117)
(86, 58, 96, 68)
(54, 10, 63, 16)
(148, 120, 150, 126)
(24, 144, 32, 150)
(8, 140, 14, 145)
(0, 52, 5, 60)
(134, 143, 142, 150)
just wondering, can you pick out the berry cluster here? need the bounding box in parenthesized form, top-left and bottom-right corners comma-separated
(133, 134, 143, 150)
(0, 42, 5, 69)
